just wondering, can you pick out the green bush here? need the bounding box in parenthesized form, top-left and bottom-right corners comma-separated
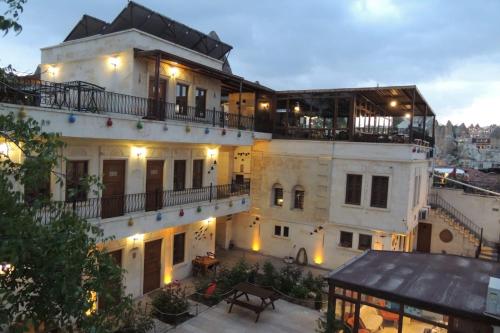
(290, 284, 309, 299)
(302, 271, 325, 293)
(116, 302, 154, 333)
(259, 260, 279, 288)
(278, 265, 303, 294)
(152, 284, 189, 324)
(217, 258, 250, 291)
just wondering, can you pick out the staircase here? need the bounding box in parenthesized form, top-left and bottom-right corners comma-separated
(428, 192, 499, 261)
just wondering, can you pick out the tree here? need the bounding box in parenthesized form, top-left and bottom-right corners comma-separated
(0, 0, 27, 35)
(0, 111, 146, 332)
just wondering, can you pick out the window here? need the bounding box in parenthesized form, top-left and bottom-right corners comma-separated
(274, 225, 289, 238)
(370, 176, 389, 208)
(195, 88, 206, 117)
(192, 159, 204, 189)
(66, 160, 88, 202)
(173, 232, 186, 265)
(293, 187, 305, 210)
(274, 225, 281, 236)
(345, 174, 362, 205)
(340, 231, 353, 248)
(283, 226, 289, 238)
(274, 187, 283, 206)
(173, 160, 186, 191)
(358, 234, 372, 251)
(176, 83, 188, 115)
(413, 173, 421, 208)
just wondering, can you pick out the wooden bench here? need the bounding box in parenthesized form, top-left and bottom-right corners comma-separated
(226, 282, 279, 322)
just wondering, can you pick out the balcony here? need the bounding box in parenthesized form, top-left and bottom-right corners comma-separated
(38, 182, 250, 222)
(0, 77, 254, 131)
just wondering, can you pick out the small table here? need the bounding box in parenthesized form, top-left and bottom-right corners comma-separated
(227, 282, 279, 322)
(192, 256, 219, 276)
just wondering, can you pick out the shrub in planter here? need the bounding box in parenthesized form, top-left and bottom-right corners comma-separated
(278, 265, 303, 294)
(152, 284, 189, 324)
(116, 302, 154, 333)
(290, 284, 309, 299)
(259, 260, 279, 289)
(217, 259, 250, 291)
(302, 271, 324, 293)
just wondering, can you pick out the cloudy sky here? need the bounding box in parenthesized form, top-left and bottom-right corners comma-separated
(1, 0, 499, 125)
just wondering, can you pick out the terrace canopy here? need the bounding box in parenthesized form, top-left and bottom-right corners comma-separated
(327, 251, 500, 333)
(274, 86, 436, 145)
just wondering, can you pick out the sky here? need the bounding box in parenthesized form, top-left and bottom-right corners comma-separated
(1, 0, 500, 126)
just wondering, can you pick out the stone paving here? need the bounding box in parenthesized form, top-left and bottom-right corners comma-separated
(170, 294, 321, 333)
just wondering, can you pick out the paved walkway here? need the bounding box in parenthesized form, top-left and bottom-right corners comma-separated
(170, 294, 321, 333)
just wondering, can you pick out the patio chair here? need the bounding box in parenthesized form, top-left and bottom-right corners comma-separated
(359, 305, 383, 332)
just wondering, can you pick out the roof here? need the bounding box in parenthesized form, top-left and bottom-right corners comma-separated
(134, 49, 274, 93)
(327, 251, 500, 324)
(64, 1, 232, 61)
(277, 85, 435, 117)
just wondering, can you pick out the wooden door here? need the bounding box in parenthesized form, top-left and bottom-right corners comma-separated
(173, 160, 186, 191)
(146, 160, 164, 211)
(101, 160, 125, 219)
(148, 78, 167, 119)
(143, 239, 162, 294)
(416, 222, 432, 253)
(192, 159, 204, 189)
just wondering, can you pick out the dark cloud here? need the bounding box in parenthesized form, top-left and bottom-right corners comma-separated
(1, 0, 499, 125)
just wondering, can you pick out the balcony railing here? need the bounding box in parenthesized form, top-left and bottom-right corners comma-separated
(0, 76, 254, 131)
(37, 181, 250, 222)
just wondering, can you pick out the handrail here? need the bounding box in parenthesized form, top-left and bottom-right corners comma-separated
(433, 174, 500, 197)
(428, 192, 482, 240)
(36, 181, 250, 222)
(0, 77, 255, 131)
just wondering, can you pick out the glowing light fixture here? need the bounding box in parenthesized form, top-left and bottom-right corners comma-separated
(389, 100, 397, 108)
(109, 56, 120, 69)
(293, 103, 301, 112)
(0, 143, 9, 157)
(169, 66, 179, 78)
(260, 102, 270, 111)
(207, 148, 217, 158)
(47, 65, 58, 78)
(405, 113, 411, 119)
(131, 146, 146, 158)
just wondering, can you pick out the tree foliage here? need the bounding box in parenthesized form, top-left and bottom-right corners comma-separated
(0, 0, 27, 35)
(0, 112, 141, 332)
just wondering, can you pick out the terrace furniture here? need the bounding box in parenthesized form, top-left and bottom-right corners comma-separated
(192, 255, 219, 276)
(226, 282, 279, 322)
(359, 305, 383, 331)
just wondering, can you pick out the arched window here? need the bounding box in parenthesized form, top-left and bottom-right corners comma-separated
(292, 185, 305, 210)
(272, 183, 283, 207)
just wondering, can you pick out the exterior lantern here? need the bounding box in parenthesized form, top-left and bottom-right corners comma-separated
(222, 129, 226, 136)
(106, 118, 113, 127)
(136, 121, 143, 130)
(205, 128, 210, 134)
(197, 206, 202, 213)
(237, 131, 242, 138)
(185, 125, 191, 133)
(163, 123, 168, 131)
(68, 114, 76, 123)
(179, 209, 184, 217)
(242, 198, 246, 204)
(156, 212, 162, 221)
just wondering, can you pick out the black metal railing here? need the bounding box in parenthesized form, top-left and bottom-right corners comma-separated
(0, 76, 254, 130)
(428, 192, 484, 254)
(37, 181, 250, 222)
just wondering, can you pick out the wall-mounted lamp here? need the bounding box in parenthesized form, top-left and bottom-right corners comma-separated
(169, 66, 179, 78)
(404, 113, 411, 119)
(109, 56, 120, 69)
(47, 65, 58, 78)
(389, 100, 398, 108)
(131, 146, 146, 158)
(260, 102, 270, 111)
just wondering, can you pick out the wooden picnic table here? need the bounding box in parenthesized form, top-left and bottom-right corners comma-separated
(227, 282, 279, 322)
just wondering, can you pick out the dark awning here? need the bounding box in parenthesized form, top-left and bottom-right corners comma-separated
(134, 49, 275, 94)
(327, 250, 500, 325)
